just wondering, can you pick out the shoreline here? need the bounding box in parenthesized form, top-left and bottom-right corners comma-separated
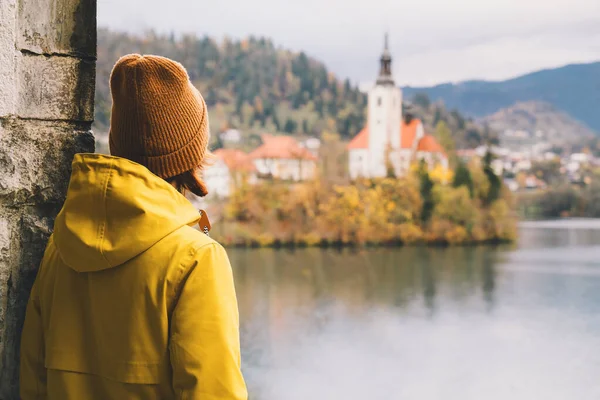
(215, 236, 514, 249)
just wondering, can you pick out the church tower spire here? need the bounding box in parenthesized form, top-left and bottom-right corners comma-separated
(376, 33, 394, 86)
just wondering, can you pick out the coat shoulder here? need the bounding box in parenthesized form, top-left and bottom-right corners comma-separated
(172, 225, 220, 250)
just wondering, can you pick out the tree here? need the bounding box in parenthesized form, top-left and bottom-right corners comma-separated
(433, 106, 443, 126)
(451, 109, 466, 130)
(272, 113, 281, 132)
(453, 160, 474, 197)
(483, 150, 501, 205)
(433, 186, 476, 226)
(413, 92, 431, 109)
(435, 121, 455, 155)
(465, 128, 482, 148)
(531, 159, 563, 185)
(283, 118, 298, 133)
(314, 97, 324, 117)
(418, 160, 435, 223)
(344, 79, 352, 97)
(211, 132, 224, 151)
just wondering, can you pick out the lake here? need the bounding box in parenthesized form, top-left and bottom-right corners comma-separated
(228, 219, 600, 400)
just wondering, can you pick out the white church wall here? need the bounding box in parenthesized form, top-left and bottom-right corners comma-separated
(349, 149, 369, 179)
(398, 149, 413, 175)
(416, 122, 425, 142)
(367, 85, 402, 178)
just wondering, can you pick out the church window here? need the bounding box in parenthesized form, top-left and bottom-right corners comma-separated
(377, 97, 382, 106)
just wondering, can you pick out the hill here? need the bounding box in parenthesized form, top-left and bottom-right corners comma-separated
(481, 101, 596, 144)
(95, 28, 367, 141)
(94, 29, 491, 153)
(403, 62, 600, 132)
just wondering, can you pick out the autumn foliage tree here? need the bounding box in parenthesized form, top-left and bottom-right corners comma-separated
(214, 156, 517, 247)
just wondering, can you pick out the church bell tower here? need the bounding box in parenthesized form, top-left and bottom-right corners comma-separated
(367, 33, 403, 177)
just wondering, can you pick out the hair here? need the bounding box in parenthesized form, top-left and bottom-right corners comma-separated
(165, 150, 215, 197)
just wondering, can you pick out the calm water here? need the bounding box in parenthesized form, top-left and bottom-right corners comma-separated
(228, 219, 600, 400)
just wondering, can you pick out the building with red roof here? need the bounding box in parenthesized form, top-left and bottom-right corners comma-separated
(347, 36, 448, 179)
(249, 134, 318, 181)
(204, 148, 258, 198)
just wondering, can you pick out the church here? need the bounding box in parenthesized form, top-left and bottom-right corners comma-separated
(347, 36, 448, 179)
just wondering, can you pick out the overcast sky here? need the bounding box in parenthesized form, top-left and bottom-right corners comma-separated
(98, 0, 600, 86)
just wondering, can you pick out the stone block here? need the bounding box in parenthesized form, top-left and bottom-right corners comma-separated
(0, 0, 17, 117)
(16, 53, 95, 121)
(0, 118, 95, 208)
(17, 0, 96, 57)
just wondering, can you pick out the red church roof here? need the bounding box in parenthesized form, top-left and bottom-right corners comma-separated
(347, 127, 369, 150)
(347, 118, 445, 154)
(213, 149, 257, 172)
(416, 135, 445, 153)
(401, 118, 420, 149)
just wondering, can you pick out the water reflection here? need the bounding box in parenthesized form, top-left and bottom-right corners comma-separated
(230, 222, 600, 400)
(231, 246, 505, 331)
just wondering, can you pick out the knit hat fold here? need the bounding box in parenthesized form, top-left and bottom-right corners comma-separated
(109, 54, 209, 179)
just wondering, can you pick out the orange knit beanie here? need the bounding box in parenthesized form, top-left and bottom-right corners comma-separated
(108, 54, 209, 179)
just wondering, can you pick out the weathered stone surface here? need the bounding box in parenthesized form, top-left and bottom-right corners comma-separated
(17, 53, 95, 121)
(17, 0, 96, 57)
(0, 1, 96, 398)
(0, 121, 94, 399)
(0, 0, 17, 117)
(0, 213, 53, 399)
(0, 119, 95, 202)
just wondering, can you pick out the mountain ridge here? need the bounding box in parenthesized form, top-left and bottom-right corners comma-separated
(481, 100, 595, 145)
(402, 61, 600, 132)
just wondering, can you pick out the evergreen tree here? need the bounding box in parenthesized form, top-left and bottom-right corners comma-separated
(453, 161, 474, 197)
(483, 149, 502, 205)
(435, 121, 455, 154)
(344, 79, 352, 97)
(284, 118, 298, 133)
(338, 117, 352, 138)
(419, 160, 435, 223)
(272, 113, 281, 131)
(302, 119, 309, 133)
(433, 106, 443, 125)
(212, 132, 224, 150)
(413, 92, 431, 109)
(315, 98, 324, 117)
(451, 109, 466, 130)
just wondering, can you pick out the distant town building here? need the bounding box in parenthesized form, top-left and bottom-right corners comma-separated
(204, 148, 257, 198)
(570, 153, 589, 163)
(524, 175, 547, 190)
(302, 137, 321, 157)
(347, 35, 447, 179)
(219, 129, 242, 144)
(250, 134, 317, 181)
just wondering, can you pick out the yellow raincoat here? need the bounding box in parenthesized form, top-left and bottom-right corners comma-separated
(20, 154, 248, 399)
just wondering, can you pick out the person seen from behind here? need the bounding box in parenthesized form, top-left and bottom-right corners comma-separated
(20, 54, 248, 399)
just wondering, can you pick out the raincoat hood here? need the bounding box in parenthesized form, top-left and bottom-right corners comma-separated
(54, 153, 201, 272)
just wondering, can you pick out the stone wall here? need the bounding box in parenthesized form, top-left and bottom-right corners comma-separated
(0, 0, 96, 398)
